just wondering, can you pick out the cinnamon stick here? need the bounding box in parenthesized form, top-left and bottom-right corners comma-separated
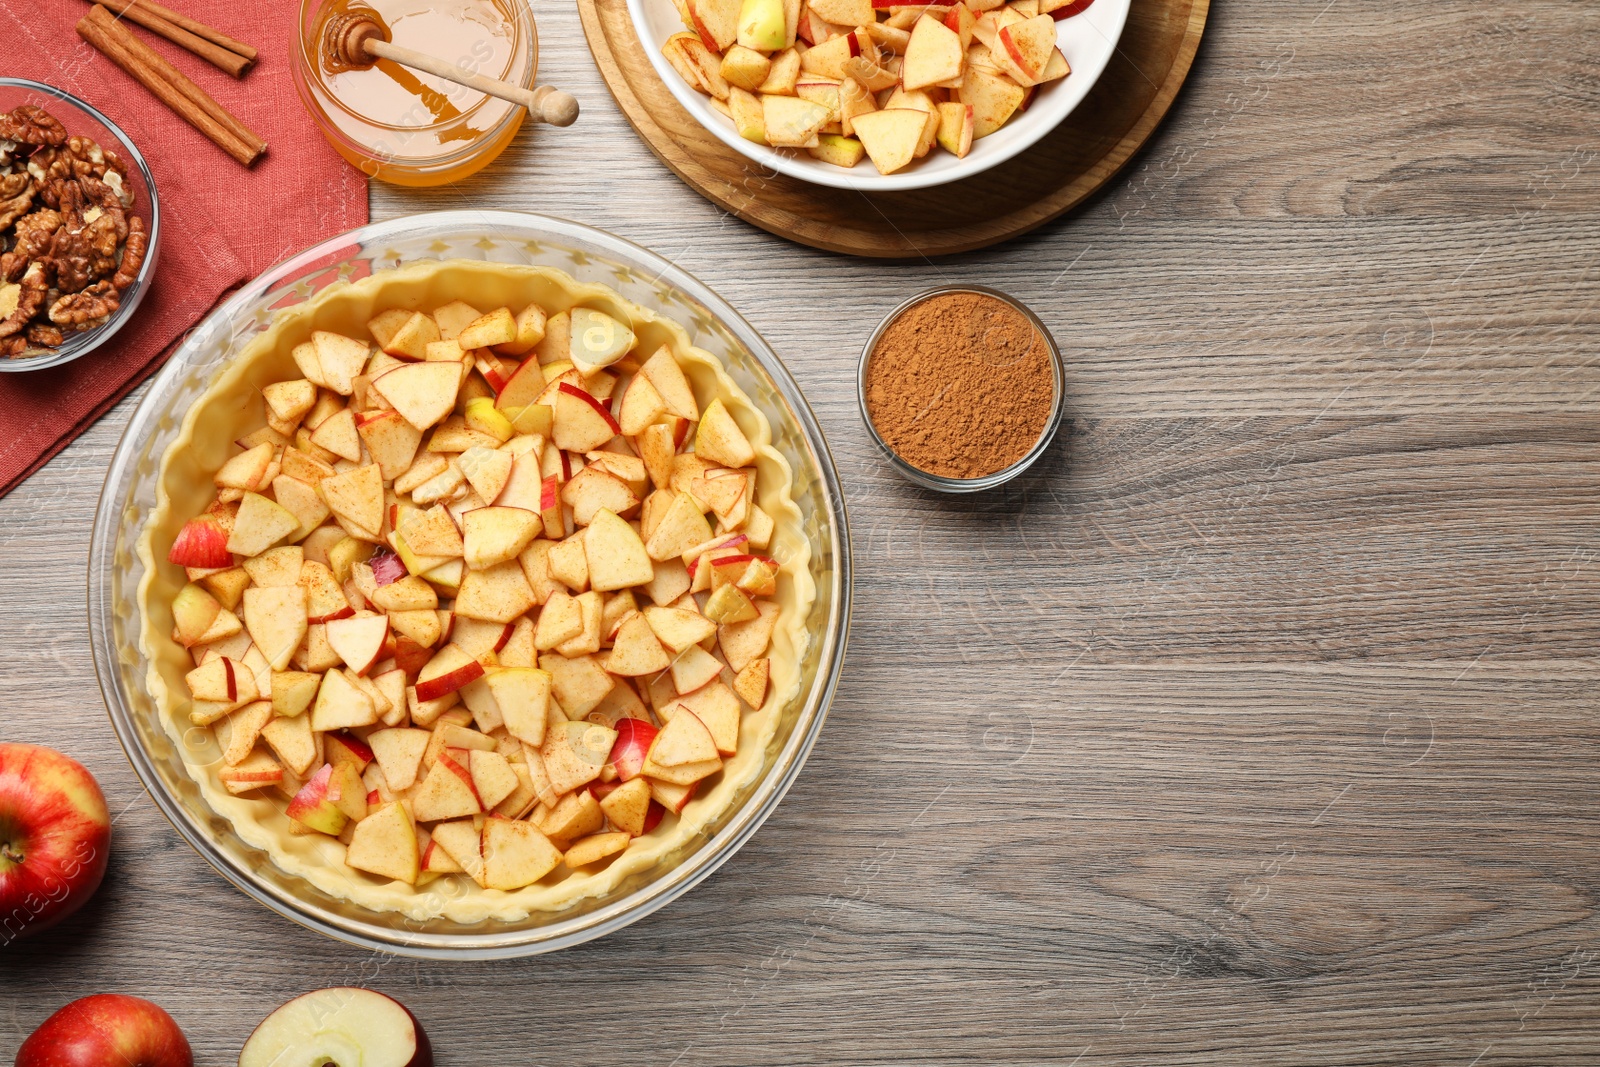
(77, 7, 264, 166)
(89, 0, 254, 78)
(95, 0, 257, 63)
(86, 5, 265, 158)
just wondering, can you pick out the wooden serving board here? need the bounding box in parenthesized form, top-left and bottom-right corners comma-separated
(578, 0, 1209, 257)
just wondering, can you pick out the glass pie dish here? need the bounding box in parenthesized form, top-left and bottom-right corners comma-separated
(88, 211, 851, 957)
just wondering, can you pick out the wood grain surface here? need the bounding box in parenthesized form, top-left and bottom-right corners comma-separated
(4, 0, 1600, 1063)
(578, 0, 1209, 255)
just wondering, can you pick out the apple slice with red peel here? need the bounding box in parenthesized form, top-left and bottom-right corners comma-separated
(607, 716, 659, 781)
(169, 517, 231, 568)
(553, 382, 621, 453)
(326, 612, 390, 675)
(286, 764, 349, 835)
(414, 645, 487, 702)
(997, 13, 1055, 82)
(324, 730, 375, 770)
(369, 550, 407, 586)
(239, 988, 432, 1067)
(410, 750, 483, 822)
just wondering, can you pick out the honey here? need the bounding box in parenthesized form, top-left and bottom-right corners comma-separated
(294, 0, 535, 185)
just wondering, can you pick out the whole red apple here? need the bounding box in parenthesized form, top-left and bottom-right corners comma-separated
(0, 743, 110, 943)
(16, 995, 192, 1067)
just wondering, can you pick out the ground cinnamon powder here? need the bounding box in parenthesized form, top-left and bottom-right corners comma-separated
(863, 291, 1056, 480)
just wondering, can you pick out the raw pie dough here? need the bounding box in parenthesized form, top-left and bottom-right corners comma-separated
(136, 261, 814, 923)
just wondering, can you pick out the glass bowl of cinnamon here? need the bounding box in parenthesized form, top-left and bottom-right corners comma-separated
(858, 285, 1065, 493)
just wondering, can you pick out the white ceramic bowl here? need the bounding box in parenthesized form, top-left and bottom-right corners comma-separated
(627, 0, 1129, 191)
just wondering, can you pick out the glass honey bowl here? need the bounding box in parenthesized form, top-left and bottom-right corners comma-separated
(293, 0, 536, 186)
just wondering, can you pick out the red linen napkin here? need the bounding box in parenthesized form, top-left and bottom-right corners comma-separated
(0, 0, 368, 497)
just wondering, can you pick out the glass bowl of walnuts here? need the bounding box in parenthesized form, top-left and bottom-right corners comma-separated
(0, 78, 160, 372)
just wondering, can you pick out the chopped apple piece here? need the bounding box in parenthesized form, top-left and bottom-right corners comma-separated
(345, 801, 419, 883)
(468, 749, 521, 810)
(455, 560, 537, 623)
(642, 605, 717, 653)
(598, 776, 652, 835)
(678, 680, 741, 755)
(463, 506, 542, 570)
(578, 509, 653, 591)
(311, 669, 378, 732)
(318, 464, 385, 541)
(286, 763, 348, 835)
(311, 331, 370, 396)
(226, 492, 298, 557)
(637, 345, 698, 421)
(482, 816, 563, 889)
(733, 656, 770, 707)
(372, 361, 461, 431)
(368, 727, 430, 791)
(902, 12, 965, 90)
(325, 612, 389, 675)
(568, 308, 636, 373)
(849, 108, 927, 174)
(243, 585, 309, 671)
(271, 670, 321, 717)
(670, 643, 725, 694)
(415, 644, 487, 702)
(429, 819, 487, 885)
(538, 653, 614, 718)
(719, 598, 779, 672)
(644, 706, 720, 769)
(605, 614, 673, 676)
(410, 750, 482, 822)
(564, 831, 630, 868)
(488, 667, 554, 747)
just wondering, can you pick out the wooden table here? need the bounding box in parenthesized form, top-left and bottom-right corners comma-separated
(6, 0, 1600, 1062)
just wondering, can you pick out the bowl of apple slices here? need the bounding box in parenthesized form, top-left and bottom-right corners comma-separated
(89, 212, 851, 957)
(632, 0, 1128, 189)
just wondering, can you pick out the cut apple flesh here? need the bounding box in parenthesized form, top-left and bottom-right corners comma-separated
(238, 987, 431, 1067)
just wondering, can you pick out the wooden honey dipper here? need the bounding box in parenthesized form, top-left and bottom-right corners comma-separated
(323, 7, 579, 127)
